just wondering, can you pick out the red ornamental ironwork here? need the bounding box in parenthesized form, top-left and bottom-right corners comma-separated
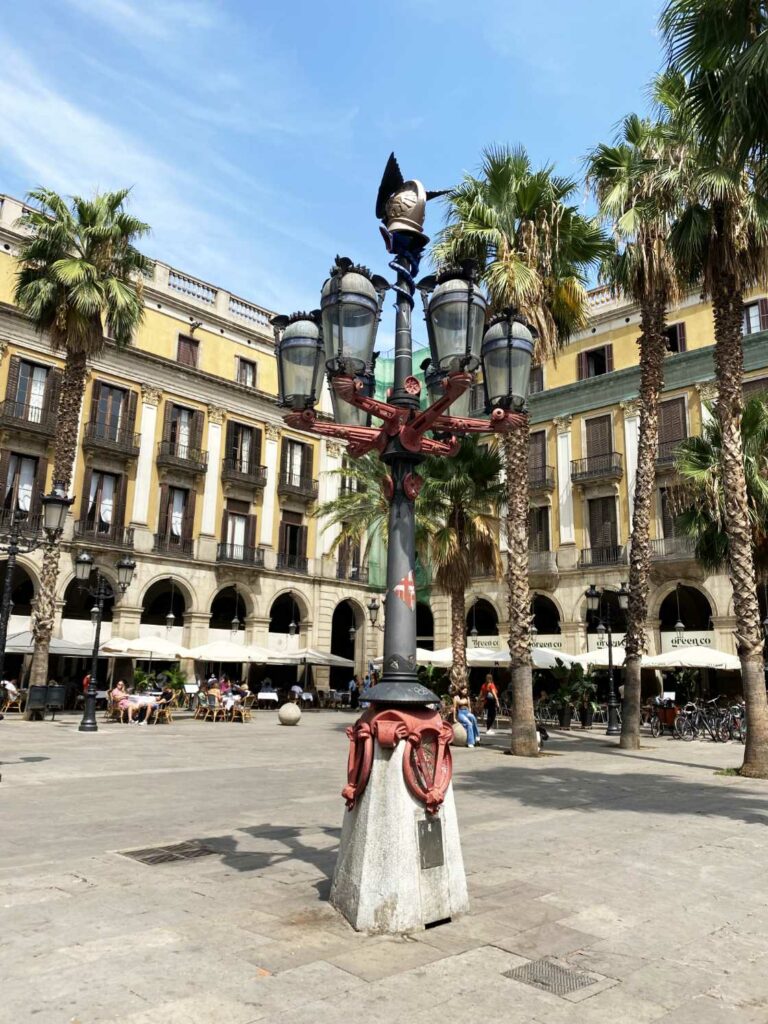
(342, 707, 455, 815)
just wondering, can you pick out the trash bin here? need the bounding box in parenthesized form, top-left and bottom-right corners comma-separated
(25, 685, 67, 720)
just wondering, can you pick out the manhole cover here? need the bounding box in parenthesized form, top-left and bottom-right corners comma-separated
(504, 959, 596, 996)
(118, 841, 216, 865)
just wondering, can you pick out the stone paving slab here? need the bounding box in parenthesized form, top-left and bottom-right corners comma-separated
(2, 712, 768, 1023)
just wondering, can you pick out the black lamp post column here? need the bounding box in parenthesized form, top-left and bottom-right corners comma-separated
(603, 606, 621, 737)
(79, 573, 112, 734)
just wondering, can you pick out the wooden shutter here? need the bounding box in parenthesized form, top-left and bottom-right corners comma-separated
(113, 474, 127, 529)
(0, 449, 10, 504)
(298, 524, 308, 558)
(658, 398, 686, 443)
(220, 508, 229, 542)
(177, 335, 198, 367)
(528, 430, 546, 469)
(157, 483, 170, 534)
(44, 367, 62, 416)
(605, 344, 614, 372)
(161, 403, 173, 442)
(246, 514, 257, 550)
(586, 415, 612, 457)
(225, 420, 235, 463)
(182, 488, 197, 539)
(192, 410, 204, 452)
(89, 380, 102, 424)
(79, 468, 93, 520)
(303, 444, 313, 482)
(676, 322, 687, 352)
(759, 298, 768, 331)
(31, 456, 48, 515)
(280, 441, 289, 477)
(589, 497, 617, 549)
(577, 351, 587, 380)
(744, 376, 768, 399)
(125, 389, 138, 433)
(5, 355, 21, 403)
(660, 489, 676, 539)
(252, 428, 263, 465)
(278, 518, 288, 555)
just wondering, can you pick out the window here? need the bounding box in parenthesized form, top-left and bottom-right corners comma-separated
(529, 365, 544, 394)
(658, 397, 687, 459)
(528, 430, 546, 471)
(223, 498, 251, 556)
(663, 322, 687, 354)
(585, 414, 612, 458)
(177, 335, 199, 368)
(92, 383, 125, 440)
(84, 471, 120, 533)
(3, 453, 38, 511)
(578, 345, 614, 380)
(284, 440, 306, 483)
(226, 423, 261, 474)
(529, 506, 550, 552)
(588, 496, 618, 551)
(157, 484, 196, 551)
(15, 360, 48, 422)
(742, 299, 768, 336)
(237, 358, 256, 388)
(660, 488, 677, 539)
(278, 510, 308, 570)
(338, 531, 362, 577)
(170, 406, 193, 455)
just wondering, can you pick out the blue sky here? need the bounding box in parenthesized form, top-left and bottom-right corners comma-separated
(0, 0, 662, 317)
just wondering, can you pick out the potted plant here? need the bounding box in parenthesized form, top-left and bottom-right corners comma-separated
(571, 665, 598, 729)
(551, 658, 577, 729)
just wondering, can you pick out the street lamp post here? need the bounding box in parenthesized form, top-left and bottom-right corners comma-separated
(75, 552, 135, 733)
(272, 155, 534, 933)
(585, 582, 629, 737)
(0, 487, 73, 688)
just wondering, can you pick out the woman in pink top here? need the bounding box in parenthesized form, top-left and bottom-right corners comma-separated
(109, 680, 139, 723)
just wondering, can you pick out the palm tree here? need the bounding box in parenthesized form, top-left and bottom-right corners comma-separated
(419, 438, 505, 688)
(674, 394, 768, 580)
(314, 439, 504, 686)
(657, 69, 768, 776)
(586, 105, 681, 750)
(15, 189, 151, 688)
(434, 146, 611, 755)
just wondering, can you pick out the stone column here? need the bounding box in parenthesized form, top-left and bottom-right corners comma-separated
(111, 603, 142, 640)
(185, 611, 211, 649)
(131, 384, 162, 527)
(621, 400, 641, 531)
(554, 416, 575, 545)
(201, 407, 224, 536)
(260, 425, 281, 548)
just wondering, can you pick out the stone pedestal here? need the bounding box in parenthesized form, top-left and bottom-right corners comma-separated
(330, 739, 469, 934)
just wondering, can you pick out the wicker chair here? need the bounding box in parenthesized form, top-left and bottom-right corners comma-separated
(231, 694, 254, 723)
(203, 694, 225, 722)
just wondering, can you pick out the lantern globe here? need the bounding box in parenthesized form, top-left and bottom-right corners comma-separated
(321, 260, 385, 375)
(481, 313, 535, 412)
(426, 273, 487, 373)
(274, 314, 324, 411)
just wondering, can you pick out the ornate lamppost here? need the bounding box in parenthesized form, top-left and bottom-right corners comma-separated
(74, 551, 135, 733)
(272, 155, 534, 933)
(585, 582, 630, 736)
(0, 486, 73, 687)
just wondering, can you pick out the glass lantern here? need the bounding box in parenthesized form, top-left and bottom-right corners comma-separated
(424, 267, 487, 373)
(321, 257, 387, 376)
(273, 312, 325, 411)
(481, 312, 535, 412)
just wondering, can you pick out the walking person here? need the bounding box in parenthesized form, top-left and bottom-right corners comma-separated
(453, 687, 480, 748)
(480, 673, 499, 735)
(348, 675, 360, 710)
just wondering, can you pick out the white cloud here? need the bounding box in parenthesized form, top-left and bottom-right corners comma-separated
(62, 0, 219, 40)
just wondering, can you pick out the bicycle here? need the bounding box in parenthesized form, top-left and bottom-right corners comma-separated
(674, 698, 731, 742)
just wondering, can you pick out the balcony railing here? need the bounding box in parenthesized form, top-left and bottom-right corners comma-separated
(0, 399, 56, 436)
(277, 471, 318, 502)
(0, 508, 42, 537)
(528, 465, 555, 491)
(650, 536, 696, 561)
(276, 552, 309, 574)
(152, 533, 194, 557)
(529, 550, 557, 573)
(578, 545, 627, 568)
(221, 457, 268, 488)
(216, 542, 265, 566)
(74, 520, 135, 549)
(656, 440, 684, 469)
(83, 420, 141, 457)
(156, 440, 208, 474)
(336, 563, 369, 584)
(571, 453, 623, 484)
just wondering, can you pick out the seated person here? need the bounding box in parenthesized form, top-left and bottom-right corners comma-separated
(149, 685, 175, 722)
(290, 683, 303, 703)
(108, 680, 140, 723)
(261, 678, 275, 693)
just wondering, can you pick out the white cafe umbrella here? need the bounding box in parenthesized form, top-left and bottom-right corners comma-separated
(188, 640, 272, 663)
(274, 647, 354, 668)
(101, 635, 193, 660)
(642, 646, 741, 672)
(3, 630, 95, 657)
(572, 646, 627, 669)
(532, 647, 575, 670)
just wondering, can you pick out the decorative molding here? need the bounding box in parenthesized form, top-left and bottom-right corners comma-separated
(207, 405, 226, 425)
(620, 399, 642, 417)
(0, 338, 9, 360)
(326, 441, 344, 459)
(266, 424, 281, 441)
(553, 415, 572, 432)
(141, 383, 163, 406)
(695, 381, 718, 402)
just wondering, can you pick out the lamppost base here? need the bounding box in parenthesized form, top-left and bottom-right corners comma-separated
(330, 735, 469, 933)
(78, 720, 99, 733)
(368, 681, 440, 706)
(606, 708, 621, 736)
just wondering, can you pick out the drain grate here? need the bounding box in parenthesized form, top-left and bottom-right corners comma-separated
(504, 959, 596, 997)
(118, 840, 216, 865)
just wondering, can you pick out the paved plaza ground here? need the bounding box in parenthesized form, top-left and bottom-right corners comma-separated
(2, 710, 768, 1024)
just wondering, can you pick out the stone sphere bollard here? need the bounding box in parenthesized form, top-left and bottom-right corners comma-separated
(278, 701, 302, 726)
(452, 721, 468, 747)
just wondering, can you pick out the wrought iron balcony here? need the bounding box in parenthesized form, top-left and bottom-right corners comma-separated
(277, 471, 318, 502)
(0, 399, 56, 437)
(656, 440, 683, 470)
(82, 420, 141, 458)
(74, 520, 135, 549)
(0, 508, 42, 538)
(152, 533, 194, 557)
(156, 440, 208, 474)
(650, 536, 696, 561)
(578, 545, 627, 568)
(221, 457, 268, 489)
(276, 551, 309, 574)
(528, 465, 555, 491)
(528, 550, 557, 573)
(216, 543, 265, 566)
(571, 452, 623, 484)
(336, 563, 369, 584)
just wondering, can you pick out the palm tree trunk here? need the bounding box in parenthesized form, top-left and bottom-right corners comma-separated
(622, 296, 667, 750)
(711, 274, 768, 777)
(28, 349, 88, 691)
(505, 424, 538, 756)
(449, 585, 467, 690)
